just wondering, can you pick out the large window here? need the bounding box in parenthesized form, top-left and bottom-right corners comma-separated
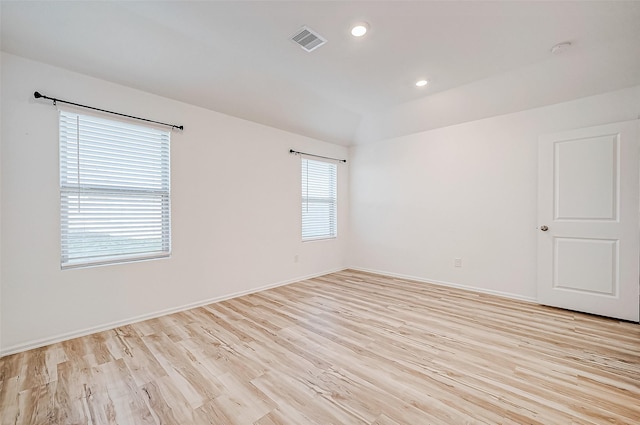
(301, 158, 337, 241)
(59, 111, 171, 268)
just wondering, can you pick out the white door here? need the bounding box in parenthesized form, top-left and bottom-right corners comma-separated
(537, 120, 639, 322)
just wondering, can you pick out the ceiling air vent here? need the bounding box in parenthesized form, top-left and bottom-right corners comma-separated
(290, 26, 327, 52)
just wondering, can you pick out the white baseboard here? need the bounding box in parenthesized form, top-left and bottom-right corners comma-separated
(0, 267, 346, 357)
(347, 267, 538, 303)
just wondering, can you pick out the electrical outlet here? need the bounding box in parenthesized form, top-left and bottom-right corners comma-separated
(454, 258, 462, 268)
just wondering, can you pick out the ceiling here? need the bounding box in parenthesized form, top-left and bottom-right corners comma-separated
(2, 1, 640, 146)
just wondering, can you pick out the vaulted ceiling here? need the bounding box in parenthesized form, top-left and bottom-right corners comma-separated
(3, 1, 640, 145)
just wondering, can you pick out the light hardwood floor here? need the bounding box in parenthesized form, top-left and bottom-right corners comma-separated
(1, 269, 639, 424)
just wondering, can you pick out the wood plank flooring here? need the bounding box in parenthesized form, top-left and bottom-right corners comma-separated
(1, 269, 639, 424)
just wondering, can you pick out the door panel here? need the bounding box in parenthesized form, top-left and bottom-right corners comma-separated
(554, 237, 616, 295)
(554, 135, 617, 220)
(537, 120, 639, 321)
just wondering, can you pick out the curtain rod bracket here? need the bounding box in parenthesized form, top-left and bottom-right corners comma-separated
(34, 91, 184, 131)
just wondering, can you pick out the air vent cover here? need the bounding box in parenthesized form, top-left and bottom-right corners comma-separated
(290, 26, 327, 52)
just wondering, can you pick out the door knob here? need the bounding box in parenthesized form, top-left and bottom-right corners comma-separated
(540, 225, 549, 231)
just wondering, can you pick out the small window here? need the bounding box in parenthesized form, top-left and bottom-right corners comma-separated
(59, 111, 171, 268)
(301, 158, 337, 241)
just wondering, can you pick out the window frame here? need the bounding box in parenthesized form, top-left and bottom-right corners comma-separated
(59, 110, 171, 269)
(301, 157, 338, 242)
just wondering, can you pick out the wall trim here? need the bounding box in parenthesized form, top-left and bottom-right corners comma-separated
(0, 268, 346, 357)
(348, 267, 538, 303)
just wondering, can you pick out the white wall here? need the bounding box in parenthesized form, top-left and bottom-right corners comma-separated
(0, 51, 3, 351)
(0, 53, 349, 355)
(3, 51, 639, 357)
(349, 86, 640, 300)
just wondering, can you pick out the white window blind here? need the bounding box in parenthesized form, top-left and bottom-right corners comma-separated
(301, 158, 337, 241)
(59, 111, 171, 268)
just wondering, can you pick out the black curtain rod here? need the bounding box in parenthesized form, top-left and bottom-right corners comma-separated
(289, 149, 346, 163)
(34, 91, 184, 131)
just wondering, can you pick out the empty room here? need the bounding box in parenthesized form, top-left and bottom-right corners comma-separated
(1, 1, 640, 424)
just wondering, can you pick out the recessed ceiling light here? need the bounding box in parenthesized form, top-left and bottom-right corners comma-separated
(351, 23, 368, 37)
(416, 79, 428, 87)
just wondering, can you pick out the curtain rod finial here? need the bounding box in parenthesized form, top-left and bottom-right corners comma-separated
(34, 91, 42, 99)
